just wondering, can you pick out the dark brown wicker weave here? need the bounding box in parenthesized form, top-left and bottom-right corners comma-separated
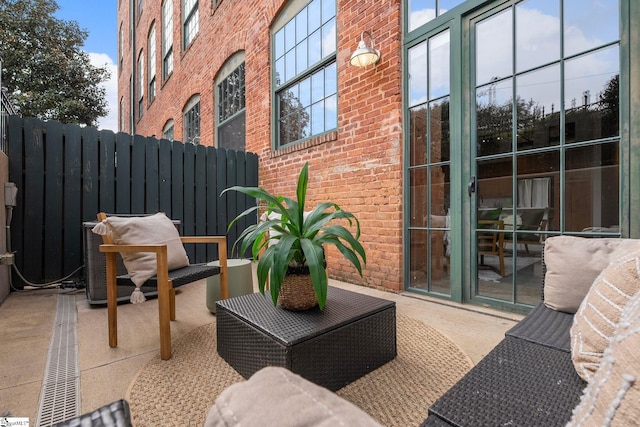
(216, 286, 397, 391)
(422, 254, 587, 427)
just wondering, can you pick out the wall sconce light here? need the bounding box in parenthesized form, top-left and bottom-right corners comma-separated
(350, 30, 380, 67)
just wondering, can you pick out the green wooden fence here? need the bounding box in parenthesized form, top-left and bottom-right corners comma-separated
(7, 116, 258, 288)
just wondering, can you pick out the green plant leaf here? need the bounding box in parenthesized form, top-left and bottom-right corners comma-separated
(300, 238, 328, 309)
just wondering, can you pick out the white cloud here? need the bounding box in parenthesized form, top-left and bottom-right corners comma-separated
(89, 52, 118, 131)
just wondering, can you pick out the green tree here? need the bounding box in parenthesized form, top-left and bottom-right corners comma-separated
(0, 0, 110, 126)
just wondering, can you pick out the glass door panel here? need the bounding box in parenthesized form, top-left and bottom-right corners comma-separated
(408, 29, 451, 295)
(470, 0, 621, 308)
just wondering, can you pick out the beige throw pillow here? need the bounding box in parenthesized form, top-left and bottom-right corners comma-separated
(205, 367, 382, 427)
(568, 288, 640, 426)
(543, 236, 640, 313)
(570, 250, 640, 382)
(93, 213, 190, 288)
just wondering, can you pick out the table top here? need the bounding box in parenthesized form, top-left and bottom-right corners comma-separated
(216, 286, 395, 345)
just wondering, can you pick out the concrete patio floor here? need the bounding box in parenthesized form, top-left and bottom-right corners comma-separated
(0, 269, 523, 426)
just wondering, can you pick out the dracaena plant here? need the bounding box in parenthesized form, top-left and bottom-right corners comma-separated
(222, 162, 366, 309)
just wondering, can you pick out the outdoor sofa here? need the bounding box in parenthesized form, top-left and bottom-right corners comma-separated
(424, 235, 640, 426)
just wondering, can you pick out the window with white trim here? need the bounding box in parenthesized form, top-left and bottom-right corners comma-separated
(273, 0, 337, 148)
(148, 24, 156, 104)
(162, 0, 173, 81)
(183, 0, 199, 49)
(137, 50, 144, 119)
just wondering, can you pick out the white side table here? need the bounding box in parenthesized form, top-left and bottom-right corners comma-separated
(206, 258, 254, 313)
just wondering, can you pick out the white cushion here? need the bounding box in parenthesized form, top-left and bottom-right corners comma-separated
(543, 236, 640, 313)
(93, 213, 189, 287)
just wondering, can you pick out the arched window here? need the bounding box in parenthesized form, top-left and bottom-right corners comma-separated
(183, 95, 200, 144)
(216, 52, 245, 151)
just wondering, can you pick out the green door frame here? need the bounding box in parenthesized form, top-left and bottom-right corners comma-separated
(403, 0, 637, 313)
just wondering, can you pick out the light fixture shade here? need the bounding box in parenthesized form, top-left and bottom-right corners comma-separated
(350, 31, 380, 67)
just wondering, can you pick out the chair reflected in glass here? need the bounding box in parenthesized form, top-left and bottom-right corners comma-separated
(478, 219, 505, 277)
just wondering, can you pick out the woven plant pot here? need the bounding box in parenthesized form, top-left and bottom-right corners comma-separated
(277, 265, 321, 311)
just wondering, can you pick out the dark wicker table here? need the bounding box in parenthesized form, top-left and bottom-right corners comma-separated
(216, 286, 397, 391)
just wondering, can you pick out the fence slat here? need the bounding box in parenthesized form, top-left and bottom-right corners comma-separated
(131, 135, 146, 213)
(82, 126, 100, 221)
(63, 123, 83, 276)
(206, 147, 219, 260)
(171, 141, 184, 227)
(44, 121, 64, 281)
(97, 130, 115, 214)
(23, 118, 45, 280)
(145, 137, 159, 213)
(158, 139, 172, 215)
(183, 143, 196, 260)
(114, 132, 130, 213)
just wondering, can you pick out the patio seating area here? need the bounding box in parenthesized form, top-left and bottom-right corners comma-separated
(0, 266, 520, 426)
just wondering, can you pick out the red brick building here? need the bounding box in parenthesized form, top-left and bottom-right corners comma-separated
(118, 0, 404, 293)
(119, 0, 639, 313)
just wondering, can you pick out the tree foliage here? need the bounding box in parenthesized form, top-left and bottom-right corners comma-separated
(0, 0, 110, 126)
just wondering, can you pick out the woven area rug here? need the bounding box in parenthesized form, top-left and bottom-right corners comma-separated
(126, 314, 472, 427)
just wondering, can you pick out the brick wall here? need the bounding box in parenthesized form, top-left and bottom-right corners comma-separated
(118, 0, 404, 292)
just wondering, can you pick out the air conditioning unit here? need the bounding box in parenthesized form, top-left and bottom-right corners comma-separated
(83, 221, 181, 304)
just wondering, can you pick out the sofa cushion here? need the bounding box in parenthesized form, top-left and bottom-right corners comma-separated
(543, 236, 640, 313)
(570, 250, 640, 381)
(567, 288, 640, 426)
(93, 213, 190, 288)
(204, 367, 382, 427)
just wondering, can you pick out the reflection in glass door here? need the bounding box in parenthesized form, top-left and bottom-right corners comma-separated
(407, 29, 451, 295)
(472, 0, 620, 306)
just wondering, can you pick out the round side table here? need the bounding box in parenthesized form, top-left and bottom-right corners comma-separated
(206, 258, 254, 313)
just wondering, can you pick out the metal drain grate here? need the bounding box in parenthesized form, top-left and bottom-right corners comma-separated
(36, 294, 81, 426)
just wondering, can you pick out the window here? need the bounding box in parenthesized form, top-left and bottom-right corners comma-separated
(162, 0, 173, 81)
(162, 119, 175, 141)
(148, 24, 156, 104)
(217, 56, 246, 151)
(273, 0, 337, 148)
(183, 0, 199, 49)
(118, 23, 123, 72)
(119, 97, 125, 132)
(137, 51, 144, 119)
(183, 96, 200, 144)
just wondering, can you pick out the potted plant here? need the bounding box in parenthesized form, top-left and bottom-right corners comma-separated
(222, 162, 366, 310)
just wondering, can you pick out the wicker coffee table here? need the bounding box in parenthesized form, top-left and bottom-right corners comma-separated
(216, 286, 396, 391)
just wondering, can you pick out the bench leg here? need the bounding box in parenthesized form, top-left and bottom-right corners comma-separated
(169, 286, 176, 321)
(156, 252, 172, 360)
(106, 252, 118, 348)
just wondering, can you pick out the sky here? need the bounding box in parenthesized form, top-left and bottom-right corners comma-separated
(54, 1, 118, 131)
